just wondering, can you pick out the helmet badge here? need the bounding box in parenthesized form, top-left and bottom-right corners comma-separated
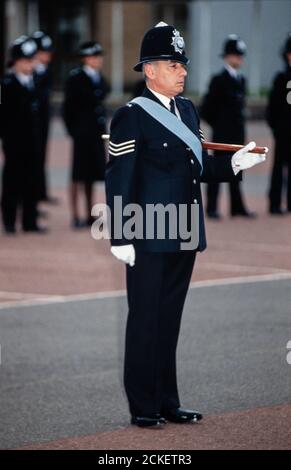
(171, 29, 185, 54)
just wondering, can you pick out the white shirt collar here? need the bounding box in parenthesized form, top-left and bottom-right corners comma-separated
(147, 86, 181, 119)
(14, 72, 33, 87)
(224, 63, 238, 78)
(83, 65, 99, 80)
(35, 63, 47, 74)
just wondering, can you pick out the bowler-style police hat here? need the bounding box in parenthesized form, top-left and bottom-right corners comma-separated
(282, 33, 291, 62)
(79, 41, 103, 57)
(134, 22, 189, 72)
(222, 34, 247, 57)
(8, 35, 38, 66)
(32, 31, 53, 52)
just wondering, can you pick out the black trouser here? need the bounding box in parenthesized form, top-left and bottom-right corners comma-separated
(1, 148, 37, 230)
(269, 138, 291, 211)
(37, 123, 49, 201)
(207, 180, 246, 215)
(124, 250, 196, 417)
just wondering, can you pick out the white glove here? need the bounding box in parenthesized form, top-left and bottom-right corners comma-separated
(231, 141, 267, 175)
(111, 244, 135, 267)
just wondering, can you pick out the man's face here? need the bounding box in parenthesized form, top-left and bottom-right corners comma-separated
(35, 51, 53, 65)
(144, 60, 187, 97)
(14, 57, 35, 75)
(84, 55, 103, 70)
(225, 54, 244, 70)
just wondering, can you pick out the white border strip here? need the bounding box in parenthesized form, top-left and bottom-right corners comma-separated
(0, 272, 291, 311)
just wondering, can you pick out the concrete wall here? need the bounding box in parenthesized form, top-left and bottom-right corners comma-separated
(95, 0, 151, 96)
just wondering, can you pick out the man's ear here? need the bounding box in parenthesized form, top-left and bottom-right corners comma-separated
(144, 62, 156, 80)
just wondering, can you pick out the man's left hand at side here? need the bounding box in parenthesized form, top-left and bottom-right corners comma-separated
(110, 244, 135, 267)
(231, 141, 267, 175)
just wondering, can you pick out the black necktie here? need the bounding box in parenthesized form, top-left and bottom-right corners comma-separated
(26, 77, 34, 90)
(236, 74, 242, 83)
(91, 72, 100, 85)
(170, 98, 176, 116)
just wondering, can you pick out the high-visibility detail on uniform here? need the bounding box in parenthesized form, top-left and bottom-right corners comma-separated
(109, 140, 136, 157)
(109, 148, 135, 157)
(199, 128, 205, 141)
(131, 96, 203, 172)
(109, 139, 136, 148)
(109, 147, 135, 157)
(109, 143, 135, 153)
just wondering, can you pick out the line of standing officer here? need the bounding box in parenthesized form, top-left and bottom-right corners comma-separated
(32, 30, 57, 205)
(63, 41, 110, 228)
(201, 35, 256, 220)
(0, 36, 46, 234)
(266, 33, 291, 215)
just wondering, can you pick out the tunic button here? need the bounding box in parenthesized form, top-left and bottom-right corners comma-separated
(163, 142, 168, 148)
(190, 160, 194, 164)
(186, 147, 191, 151)
(193, 179, 197, 184)
(194, 199, 198, 204)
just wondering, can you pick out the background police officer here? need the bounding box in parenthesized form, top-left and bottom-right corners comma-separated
(105, 23, 265, 428)
(266, 33, 291, 215)
(201, 35, 256, 220)
(32, 30, 56, 205)
(63, 41, 110, 228)
(0, 36, 46, 234)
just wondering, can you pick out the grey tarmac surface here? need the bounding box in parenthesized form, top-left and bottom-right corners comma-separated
(0, 276, 291, 449)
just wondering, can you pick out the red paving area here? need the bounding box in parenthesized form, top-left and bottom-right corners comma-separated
(20, 404, 291, 450)
(1, 191, 291, 305)
(0, 192, 291, 305)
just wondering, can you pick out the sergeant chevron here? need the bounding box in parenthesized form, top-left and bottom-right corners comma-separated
(109, 139, 136, 157)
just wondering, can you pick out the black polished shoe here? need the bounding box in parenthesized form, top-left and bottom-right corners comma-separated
(23, 225, 48, 234)
(231, 210, 257, 219)
(207, 211, 222, 220)
(131, 414, 166, 428)
(156, 414, 167, 425)
(269, 208, 287, 215)
(3, 225, 16, 235)
(72, 218, 87, 229)
(161, 408, 203, 424)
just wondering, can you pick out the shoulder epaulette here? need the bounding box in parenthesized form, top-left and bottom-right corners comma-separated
(69, 67, 82, 77)
(2, 76, 13, 85)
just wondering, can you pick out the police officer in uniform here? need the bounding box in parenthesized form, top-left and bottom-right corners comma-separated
(266, 33, 291, 215)
(0, 36, 45, 234)
(32, 31, 55, 204)
(63, 41, 110, 228)
(105, 23, 265, 427)
(201, 35, 256, 220)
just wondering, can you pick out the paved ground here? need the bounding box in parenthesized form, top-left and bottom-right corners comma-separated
(1, 277, 291, 450)
(0, 119, 291, 450)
